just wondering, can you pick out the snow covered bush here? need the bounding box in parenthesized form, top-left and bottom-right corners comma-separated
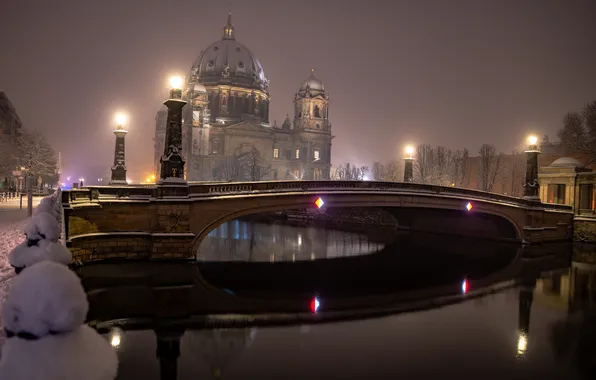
(34, 196, 60, 222)
(0, 261, 118, 379)
(8, 212, 71, 274)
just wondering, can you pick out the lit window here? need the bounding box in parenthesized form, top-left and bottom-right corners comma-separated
(314, 150, 320, 160)
(295, 149, 300, 159)
(273, 148, 279, 158)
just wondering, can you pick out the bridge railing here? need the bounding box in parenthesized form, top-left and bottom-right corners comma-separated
(188, 180, 573, 212)
(63, 180, 573, 213)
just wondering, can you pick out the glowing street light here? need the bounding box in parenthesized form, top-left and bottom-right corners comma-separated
(404, 145, 415, 159)
(114, 112, 128, 128)
(527, 135, 538, 146)
(169, 75, 183, 89)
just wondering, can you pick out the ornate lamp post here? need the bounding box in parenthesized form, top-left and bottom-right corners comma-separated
(159, 76, 187, 183)
(110, 112, 128, 185)
(403, 145, 414, 183)
(523, 135, 540, 201)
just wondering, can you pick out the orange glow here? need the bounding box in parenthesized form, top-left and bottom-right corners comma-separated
(466, 202, 473, 211)
(315, 197, 325, 208)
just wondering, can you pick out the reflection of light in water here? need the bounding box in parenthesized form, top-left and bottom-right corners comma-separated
(517, 333, 527, 356)
(109, 327, 123, 349)
(310, 296, 320, 313)
(199, 220, 385, 262)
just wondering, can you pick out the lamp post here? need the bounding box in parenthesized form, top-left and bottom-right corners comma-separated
(110, 112, 129, 185)
(523, 135, 540, 201)
(159, 76, 187, 182)
(403, 145, 414, 183)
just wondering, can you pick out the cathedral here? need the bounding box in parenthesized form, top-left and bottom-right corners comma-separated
(153, 14, 334, 182)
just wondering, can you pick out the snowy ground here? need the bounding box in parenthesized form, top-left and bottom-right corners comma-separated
(0, 197, 42, 345)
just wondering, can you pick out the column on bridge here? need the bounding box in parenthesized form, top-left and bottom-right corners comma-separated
(403, 145, 414, 183)
(109, 112, 128, 185)
(523, 135, 540, 201)
(160, 76, 188, 182)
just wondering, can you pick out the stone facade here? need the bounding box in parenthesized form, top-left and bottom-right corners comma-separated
(153, 16, 333, 182)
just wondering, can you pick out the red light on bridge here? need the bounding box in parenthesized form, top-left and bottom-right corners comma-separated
(310, 297, 321, 313)
(315, 197, 325, 208)
(466, 202, 473, 211)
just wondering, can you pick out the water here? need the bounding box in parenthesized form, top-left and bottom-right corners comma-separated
(76, 219, 594, 379)
(197, 219, 387, 262)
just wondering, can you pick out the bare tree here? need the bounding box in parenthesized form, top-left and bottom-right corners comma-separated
(0, 133, 17, 178)
(371, 160, 401, 182)
(557, 112, 588, 153)
(450, 148, 470, 187)
(212, 148, 272, 182)
(16, 130, 58, 183)
(240, 148, 272, 181)
(212, 155, 244, 181)
(478, 144, 504, 192)
(333, 163, 369, 180)
(509, 150, 526, 197)
(414, 144, 434, 184)
(431, 146, 454, 186)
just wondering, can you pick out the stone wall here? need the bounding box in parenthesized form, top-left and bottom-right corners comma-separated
(574, 218, 596, 242)
(68, 233, 151, 262)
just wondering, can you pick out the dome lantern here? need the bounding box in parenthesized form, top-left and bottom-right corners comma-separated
(223, 12, 235, 40)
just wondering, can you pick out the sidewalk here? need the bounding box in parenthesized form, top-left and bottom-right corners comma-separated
(0, 197, 43, 280)
(0, 197, 44, 347)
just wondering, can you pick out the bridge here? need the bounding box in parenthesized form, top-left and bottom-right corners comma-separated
(61, 180, 573, 262)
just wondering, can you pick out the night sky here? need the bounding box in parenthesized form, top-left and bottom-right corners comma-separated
(1, 0, 595, 181)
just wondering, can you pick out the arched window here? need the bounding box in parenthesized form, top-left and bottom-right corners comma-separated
(314, 105, 321, 118)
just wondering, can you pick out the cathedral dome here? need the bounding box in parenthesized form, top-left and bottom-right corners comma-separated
(549, 157, 585, 168)
(193, 82, 206, 93)
(300, 70, 325, 91)
(191, 14, 268, 92)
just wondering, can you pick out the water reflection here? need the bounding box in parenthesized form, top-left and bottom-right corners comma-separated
(98, 249, 589, 379)
(76, 234, 596, 379)
(198, 219, 387, 262)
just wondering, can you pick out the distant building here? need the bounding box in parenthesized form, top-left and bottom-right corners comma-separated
(154, 14, 334, 181)
(0, 92, 24, 189)
(0, 92, 23, 142)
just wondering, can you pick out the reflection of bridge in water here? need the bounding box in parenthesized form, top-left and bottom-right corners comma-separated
(198, 220, 386, 262)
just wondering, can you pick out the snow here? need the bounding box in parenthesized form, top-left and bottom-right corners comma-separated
(8, 239, 72, 268)
(0, 196, 66, 343)
(0, 262, 118, 379)
(26, 212, 61, 242)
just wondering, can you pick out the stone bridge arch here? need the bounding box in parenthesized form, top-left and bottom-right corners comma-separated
(189, 191, 526, 255)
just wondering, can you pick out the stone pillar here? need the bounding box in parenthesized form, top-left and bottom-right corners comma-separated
(155, 329, 184, 380)
(523, 140, 540, 201)
(110, 127, 128, 185)
(403, 157, 414, 183)
(160, 86, 188, 182)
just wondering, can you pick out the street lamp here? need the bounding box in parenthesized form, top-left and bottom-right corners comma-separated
(159, 75, 187, 182)
(523, 135, 540, 201)
(403, 145, 415, 183)
(110, 112, 129, 185)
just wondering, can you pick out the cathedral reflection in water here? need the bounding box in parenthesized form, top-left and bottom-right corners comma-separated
(197, 220, 385, 262)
